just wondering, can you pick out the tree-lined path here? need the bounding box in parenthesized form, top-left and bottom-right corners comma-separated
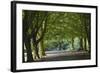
(23, 10, 91, 62)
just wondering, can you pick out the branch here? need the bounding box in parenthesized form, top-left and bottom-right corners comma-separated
(36, 15, 48, 44)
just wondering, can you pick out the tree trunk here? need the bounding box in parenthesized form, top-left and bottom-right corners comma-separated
(25, 37, 34, 62)
(22, 43, 27, 62)
(34, 43, 40, 59)
(59, 41, 62, 50)
(86, 38, 90, 51)
(72, 37, 74, 50)
(80, 37, 83, 50)
(84, 37, 87, 51)
(39, 39, 46, 58)
(22, 44, 25, 62)
(82, 38, 84, 50)
(87, 35, 91, 52)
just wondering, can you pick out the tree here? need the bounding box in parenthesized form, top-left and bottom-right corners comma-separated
(23, 11, 34, 62)
(23, 10, 49, 61)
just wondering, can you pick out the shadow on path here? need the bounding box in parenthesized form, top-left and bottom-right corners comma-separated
(36, 51, 90, 62)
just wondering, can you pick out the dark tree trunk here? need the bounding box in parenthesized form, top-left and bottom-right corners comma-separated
(84, 14, 91, 52)
(88, 39, 90, 52)
(84, 37, 87, 51)
(22, 44, 25, 62)
(25, 37, 34, 62)
(72, 37, 74, 50)
(80, 37, 83, 50)
(87, 29, 91, 52)
(59, 42, 62, 50)
(32, 38, 40, 59)
(82, 38, 84, 50)
(34, 44, 40, 59)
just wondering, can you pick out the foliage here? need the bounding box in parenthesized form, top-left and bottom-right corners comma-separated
(22, 10, 91, 62)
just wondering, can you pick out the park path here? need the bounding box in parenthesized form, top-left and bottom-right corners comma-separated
(37, 51, 90, 62)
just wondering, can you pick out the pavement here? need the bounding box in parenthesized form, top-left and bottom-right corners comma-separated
(35, 51, 90, 62)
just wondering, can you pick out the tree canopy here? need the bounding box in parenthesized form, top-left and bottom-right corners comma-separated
(22, 10, 91, 62)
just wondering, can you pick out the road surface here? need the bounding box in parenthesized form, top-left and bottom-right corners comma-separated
(35, 51, 90, 62)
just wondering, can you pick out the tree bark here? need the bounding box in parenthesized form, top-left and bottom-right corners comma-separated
(33, 43, 40, 59)
(80, 37, 83, 50)
(22, 44, 26, 62)
(24, 37, 34, 62)
(22, 45, 25, 62)
(84, 37, 87, 51)
(72, 37, 74, 50)
(39, 39, 46, 58)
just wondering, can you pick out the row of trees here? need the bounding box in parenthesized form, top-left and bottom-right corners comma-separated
(22, 10, 91, 62)
(23, 10, 49, 62)
(44, 12, 91, 51)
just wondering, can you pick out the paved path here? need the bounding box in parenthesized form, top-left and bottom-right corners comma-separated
(36, 51, 90, 62)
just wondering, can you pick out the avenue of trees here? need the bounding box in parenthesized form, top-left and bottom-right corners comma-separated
(22, 10, 91, 62)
